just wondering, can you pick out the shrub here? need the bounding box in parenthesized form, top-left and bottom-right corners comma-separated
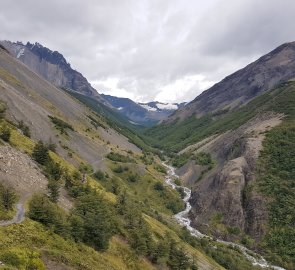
(107, 152, 135, 163)
(154, 182, 164, 191)
(127, 174, 139, 183)
(48, 115, 74, 134)
(93, 170, 106, 181)
(0, 125, 11, 142)
(18, 120, 31, 138)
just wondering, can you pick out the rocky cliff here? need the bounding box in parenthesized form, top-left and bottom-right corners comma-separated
(0, 41, 104, 101)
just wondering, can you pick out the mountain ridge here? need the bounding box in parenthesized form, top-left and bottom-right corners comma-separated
(169, 41, 295, 121)
(0, 40, 105, 101)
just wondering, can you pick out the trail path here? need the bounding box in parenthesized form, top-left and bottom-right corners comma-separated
(0, 203, 25, 226)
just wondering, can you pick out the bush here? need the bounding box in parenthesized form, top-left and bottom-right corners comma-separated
(107, 152, 135, 163)
(48, 115, 74, 134)
(18, 120, 31, 138)
(93, 170, 106, 181)
(154, 182, 164, 191)
(127, 174, 139, 183)
(112, 165, 128, 173)
(0, 125, 11, 142)
(28, 194, 70, 238)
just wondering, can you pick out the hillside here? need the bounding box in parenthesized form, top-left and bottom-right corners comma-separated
(0, 45, 236, 270)
(168, 41, 295, 121)
(143, 42, 295, 270)
(186, 81, 295, 269)
(143, 45, 295, 268)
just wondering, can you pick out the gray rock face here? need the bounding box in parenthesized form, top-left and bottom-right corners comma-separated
(185, 113, 283, 242)
(0, 41, 102, 99)
(170, 42, 295, 121)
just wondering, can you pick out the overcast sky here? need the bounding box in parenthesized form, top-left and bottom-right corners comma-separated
(1, 0, 295, 103)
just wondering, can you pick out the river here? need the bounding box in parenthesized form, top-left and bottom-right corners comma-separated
(163, 163, 286, 270)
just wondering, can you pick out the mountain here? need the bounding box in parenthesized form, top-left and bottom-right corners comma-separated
(0, 44, 230, 270)
(144, 42, 295, 269)
(0, 40, 104, 102)
(170, 41, 295, 121)
(101, 94, 185, 125)
(0, 40, 183, 126)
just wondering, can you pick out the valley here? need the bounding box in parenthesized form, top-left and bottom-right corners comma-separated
(0, 38, 294, 270)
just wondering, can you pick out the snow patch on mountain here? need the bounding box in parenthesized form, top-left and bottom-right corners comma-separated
(16, 48, 25, 59)
(139, 104, 157, 112)
(156, 103, 178, 110)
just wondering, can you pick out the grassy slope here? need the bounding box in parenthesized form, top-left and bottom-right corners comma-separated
(64, 90, 152, 152)
(0, 220, 154, 270)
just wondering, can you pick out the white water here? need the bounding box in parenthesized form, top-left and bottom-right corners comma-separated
(163, 163, 286, 270)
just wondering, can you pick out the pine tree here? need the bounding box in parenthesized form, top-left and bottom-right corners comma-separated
(0, 184, 17, 210)
(47, 180, 60, 203)
(32, 141, 49, 165)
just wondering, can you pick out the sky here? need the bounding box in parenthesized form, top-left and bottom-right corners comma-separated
(1, 0, 295, 103)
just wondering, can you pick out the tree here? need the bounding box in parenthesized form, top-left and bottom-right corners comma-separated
(74, 193, 117, 251)
(28, 194, 56, 225)
(0, 184, 17, 210)
(168, 240, 191, 270)
(44, 160, 64, 181)
(32, 141, 49, 165)
(47, 180, 60, 203)
(69, 214, 85, 242)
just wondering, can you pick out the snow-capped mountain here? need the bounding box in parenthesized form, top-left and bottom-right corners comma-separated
(101, 94, 185, 126)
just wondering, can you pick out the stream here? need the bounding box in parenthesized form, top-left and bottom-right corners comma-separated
(163, 163, 286, 270)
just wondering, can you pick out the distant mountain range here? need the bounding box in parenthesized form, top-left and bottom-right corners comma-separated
(0, 40, 183, 126)
(101, 94, 185, 125)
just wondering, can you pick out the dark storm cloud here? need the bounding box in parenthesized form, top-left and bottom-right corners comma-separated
(1, 0, 295, 102)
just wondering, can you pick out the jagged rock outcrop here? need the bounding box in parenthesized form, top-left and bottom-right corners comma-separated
(0, 40, 103, 100)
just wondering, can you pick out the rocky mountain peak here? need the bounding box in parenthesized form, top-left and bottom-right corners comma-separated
(25, 42, 70, 67)
(0, 40, 101, 98)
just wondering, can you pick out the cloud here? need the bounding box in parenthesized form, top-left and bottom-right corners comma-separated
(1, 0, 295, 102)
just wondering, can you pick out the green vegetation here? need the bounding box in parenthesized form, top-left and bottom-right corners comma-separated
(28, 191, 117, 251)
(107, 151, 135, 163)
(0, 100, 7, 119)
(253, 82, 295, 269)
(0, 123, 11, 142)
(48, 115, 74, 134)
(0, 183, 17, 220)
(32, 140, 50, 165)
(172, 151, 213, 168)
(143, 86, 283, 152)
(18, 120, 31, 138)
